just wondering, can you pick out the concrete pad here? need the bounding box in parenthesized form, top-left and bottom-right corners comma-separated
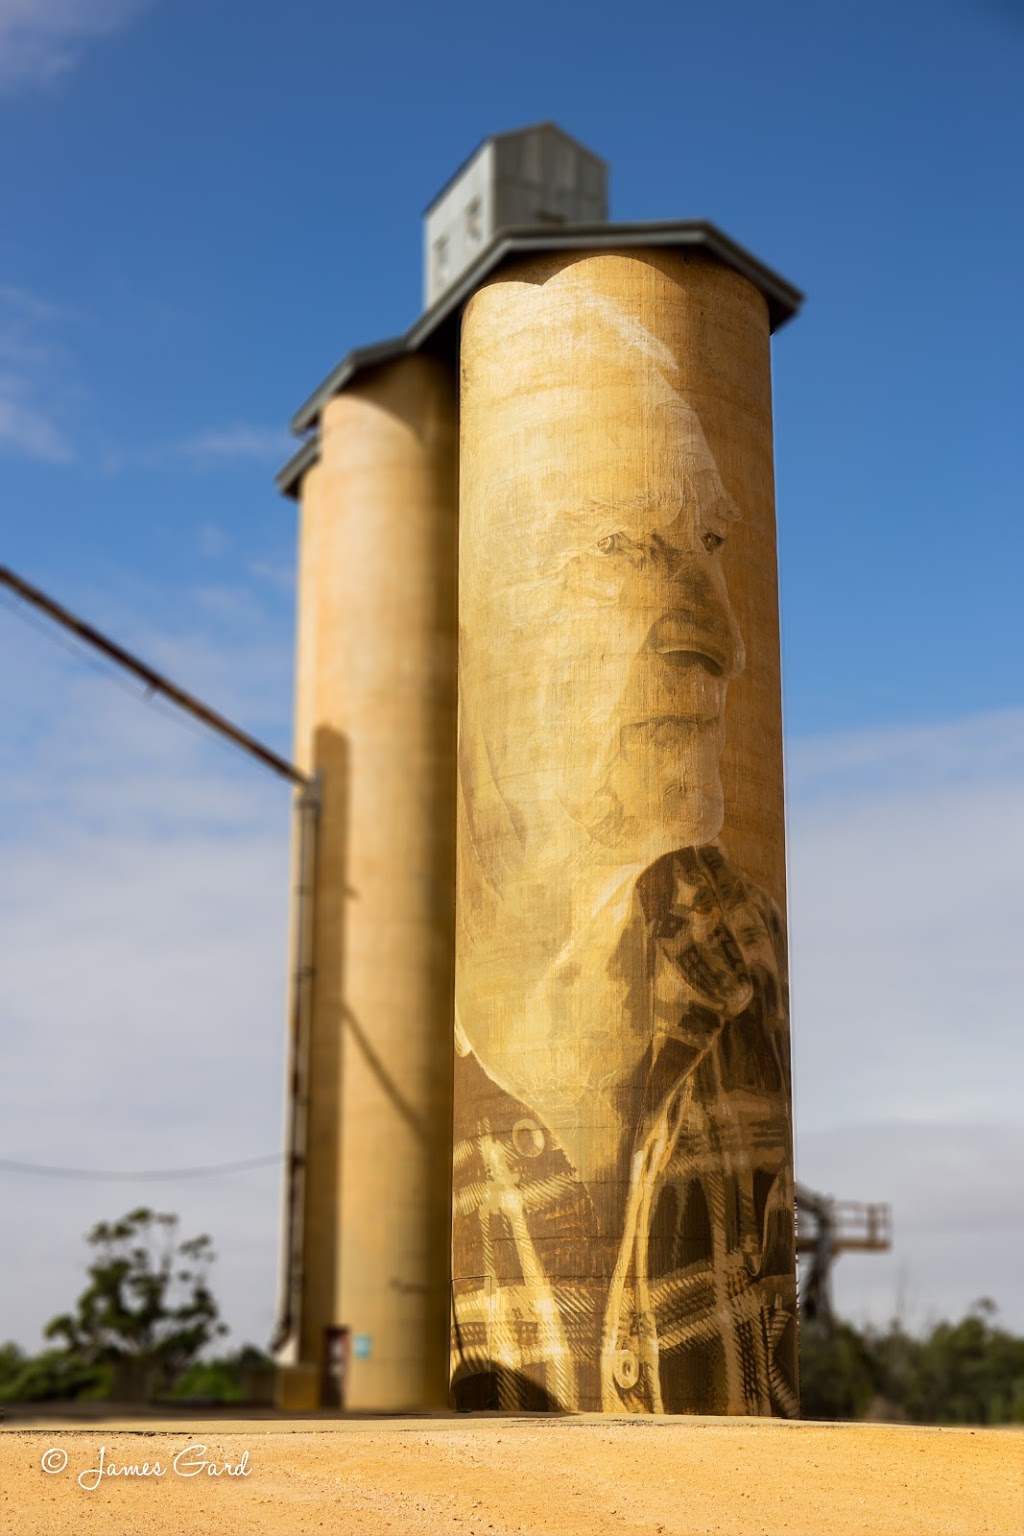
(2, 1415, 1021, 1535)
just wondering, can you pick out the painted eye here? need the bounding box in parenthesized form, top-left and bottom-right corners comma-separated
(597, 533, 620, 554)
(702, 531, 725, 554)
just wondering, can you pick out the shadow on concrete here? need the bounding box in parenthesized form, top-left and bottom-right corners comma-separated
(450, 1367, 565, 1413)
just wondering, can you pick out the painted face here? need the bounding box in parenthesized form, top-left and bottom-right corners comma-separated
(455, 285, 752, 1152)
(460, 386, 745, 877)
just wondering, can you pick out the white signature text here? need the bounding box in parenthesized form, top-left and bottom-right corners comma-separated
(40, 1443, 252, 1490)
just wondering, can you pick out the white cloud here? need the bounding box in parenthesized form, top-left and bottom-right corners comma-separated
(0, 288, 76, 462)
(787, 707, 1024, 804)
(197, 523, 232, 559)
(0, 285, 63, 326)
(0, 0, 149, 92)
(0, 282, 287, 475)
(247, 556, 296, 595)
(0, 379, 73, 462)
(103, 424, 293, 475)
(787, 708, 1024, 1329)
(796, 1121, 1024, 1334)
(0, 576, 295, 1352)
(176, 424, 292, 467)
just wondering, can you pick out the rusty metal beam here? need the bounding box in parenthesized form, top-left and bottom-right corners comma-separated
(0, 564, 310, 788)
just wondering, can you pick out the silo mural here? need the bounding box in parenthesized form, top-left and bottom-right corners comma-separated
(451, 249, 797, 1415)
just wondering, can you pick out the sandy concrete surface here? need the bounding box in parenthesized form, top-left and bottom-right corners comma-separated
(2, 1415, 1021, 1536)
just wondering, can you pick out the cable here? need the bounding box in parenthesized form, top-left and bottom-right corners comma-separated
(0, 1153, 284, 1181)
(0, 581, 303, 786)
(0, 589, 235, 767)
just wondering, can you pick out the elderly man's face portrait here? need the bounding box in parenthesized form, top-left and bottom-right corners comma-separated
(455, 289, 755, 1119)
(459, 383, 745, 884)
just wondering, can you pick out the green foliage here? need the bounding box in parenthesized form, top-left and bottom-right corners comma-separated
(797, 1319, 879, 1421)
(0, 1340, 25, 1386)
(0, 1348, 112, 1403)
(1, 1207, 229, 1402)
(41, 1207, 227, 1394)
(799, 1298, 1024, 1424)
(892, 1299, 1024, 1425)
(170, 1345, 275, 1404)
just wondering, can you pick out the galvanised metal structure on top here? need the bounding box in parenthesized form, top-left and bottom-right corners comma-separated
(275, 122, 803, 1415)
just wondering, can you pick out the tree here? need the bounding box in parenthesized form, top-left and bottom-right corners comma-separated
(0, 1344, 112, 1403)
(170, 1343, 276, 1404)
(798, 1298, 1024, 1425)
(42, 1207, 227, 1396)
(798, 1318, 881, 1420)
(896, 1299, 1024, 1425)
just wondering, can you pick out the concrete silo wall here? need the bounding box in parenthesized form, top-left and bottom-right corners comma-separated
(292, 353, 458, 1410)
(451, 250, 797, 1415)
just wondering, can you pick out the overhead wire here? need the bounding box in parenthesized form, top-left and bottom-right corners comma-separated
(0, 1153, 284, 1181)
(0, 583, 297, 783)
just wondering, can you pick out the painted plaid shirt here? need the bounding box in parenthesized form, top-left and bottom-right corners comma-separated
(450, 844, 798, 1416)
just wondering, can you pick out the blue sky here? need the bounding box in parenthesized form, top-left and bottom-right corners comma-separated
(1, 0, 1023, 1352)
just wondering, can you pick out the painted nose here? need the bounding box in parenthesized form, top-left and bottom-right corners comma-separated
(647, 585, 744, 681)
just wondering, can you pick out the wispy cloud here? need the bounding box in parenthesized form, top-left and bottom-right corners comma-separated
(0, 289, 287, 474)
(797, 1121, 1024, 1333)
(197, 522, 233, 559)
(0, 0, 149, 93)
(787, 707, 1024, 803)
(0, 376, 73, 462)
(0, 285, 80, 457)
(0, 574, 294, 1351)
(247, 556, 296, 594)
(787, 708, 1024, 1328)
(788, 709, 1024, 1127)
(0, 285, 63, 325)
(103, 423, 293, 475)
(0, 286, 77, 462)
(176, 424, 292, 467)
